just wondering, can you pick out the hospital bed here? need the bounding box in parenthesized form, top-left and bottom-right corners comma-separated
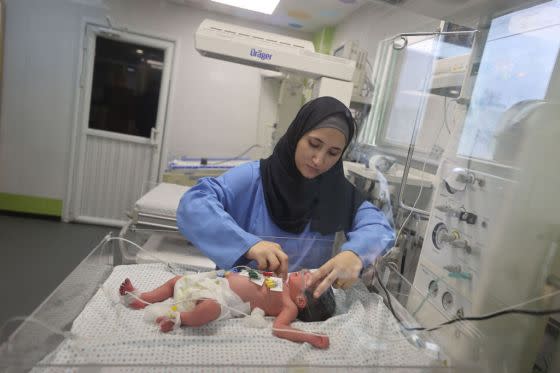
(0, 235, 485, 372)
(120, 181, 216, 270)
(129, 157, 251, 232)
(120, 159, 251, 267)
(127, 182, 189, 232)
(163, 158, 252, 187)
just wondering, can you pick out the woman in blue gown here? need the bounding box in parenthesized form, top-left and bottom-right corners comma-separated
(177, 96, 394, 297)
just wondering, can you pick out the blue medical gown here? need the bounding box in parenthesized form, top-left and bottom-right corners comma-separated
(177, 161, 395, 272)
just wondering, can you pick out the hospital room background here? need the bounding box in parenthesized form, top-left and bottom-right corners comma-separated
(1, 0, 560, 371)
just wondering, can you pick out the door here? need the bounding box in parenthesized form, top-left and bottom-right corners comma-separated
(68, 24, 174, 226)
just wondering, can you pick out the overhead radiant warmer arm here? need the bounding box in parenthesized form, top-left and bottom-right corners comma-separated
(194, 19, 356, 83)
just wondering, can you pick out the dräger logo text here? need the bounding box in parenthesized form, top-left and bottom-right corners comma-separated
(250, 48, 272, 61)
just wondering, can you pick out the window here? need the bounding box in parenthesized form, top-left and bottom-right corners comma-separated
(89, 37, 165, 138)
(457, 1, 560, 163)
(360, 24, 475, 160)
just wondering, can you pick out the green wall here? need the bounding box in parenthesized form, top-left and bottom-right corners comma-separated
(313, 26, 336, 54)
(0, 192, 62, 217)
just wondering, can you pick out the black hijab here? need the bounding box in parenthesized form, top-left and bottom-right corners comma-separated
(259, 96, 366, 235)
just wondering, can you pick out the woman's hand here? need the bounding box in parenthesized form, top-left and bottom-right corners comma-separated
(308, 251, 363, 298)
(245, 241, 289, 278)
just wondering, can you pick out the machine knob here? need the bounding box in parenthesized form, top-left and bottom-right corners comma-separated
(440, 231, 460, 243)
(458, 211, 478, 224)
(444, 265, 473, 280)
(449, 239, 469, 249)
(443, 168, 476, 194)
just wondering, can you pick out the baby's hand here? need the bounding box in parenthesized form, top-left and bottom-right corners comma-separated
(156, 316, 177, 333)
(311, 334, 330, 349)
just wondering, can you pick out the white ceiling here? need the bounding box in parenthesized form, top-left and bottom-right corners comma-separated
(167, 0, 370, 33)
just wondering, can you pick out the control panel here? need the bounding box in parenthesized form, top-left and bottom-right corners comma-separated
(407, 157, 515, 321)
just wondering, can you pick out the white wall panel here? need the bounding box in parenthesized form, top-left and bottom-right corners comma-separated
(0, 0, 104, 199)
(79, 135, 151, 222)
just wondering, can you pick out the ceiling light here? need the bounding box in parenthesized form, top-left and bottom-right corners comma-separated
(210, 0, 280, 15)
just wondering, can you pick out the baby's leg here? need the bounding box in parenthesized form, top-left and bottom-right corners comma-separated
(119, 276, 181, 309)
(140, 276, 182, 303)
(157, 299, 221, 332)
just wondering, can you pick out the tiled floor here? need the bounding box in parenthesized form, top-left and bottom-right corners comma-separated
(0, 213, 113, 335)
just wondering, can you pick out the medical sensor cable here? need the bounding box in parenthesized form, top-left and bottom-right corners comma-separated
(208, 144, 263, 165)
(377, 275, 560, 332)
(104, 236, 184, 275)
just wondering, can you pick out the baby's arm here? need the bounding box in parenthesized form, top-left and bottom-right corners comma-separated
(271, 295, 329, 349)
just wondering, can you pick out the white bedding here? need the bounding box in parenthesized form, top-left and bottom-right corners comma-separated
(135, 183, 190, 217)
(37, 264, 442, 371)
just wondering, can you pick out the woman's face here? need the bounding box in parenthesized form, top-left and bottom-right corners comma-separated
(294, 127, 346, 179)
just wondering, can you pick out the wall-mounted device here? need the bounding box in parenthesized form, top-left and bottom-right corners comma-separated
(430, 53, 470, 98)
(333, 40, 371, 104)
(195, 19, 355, 105)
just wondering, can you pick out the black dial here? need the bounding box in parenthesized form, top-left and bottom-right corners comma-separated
(432, 222, 448, 250)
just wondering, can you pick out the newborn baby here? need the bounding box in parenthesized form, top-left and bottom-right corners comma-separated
(119, 269, 335, 349)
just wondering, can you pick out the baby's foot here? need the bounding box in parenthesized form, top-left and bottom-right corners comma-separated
(119, 278, 146, 309)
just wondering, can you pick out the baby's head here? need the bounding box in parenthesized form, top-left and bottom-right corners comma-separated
(287, 270, 336, 322)
(297, 287, 336, 322)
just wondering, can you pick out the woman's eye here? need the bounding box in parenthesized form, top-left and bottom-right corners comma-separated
(329, 151, 341, 157)
(309, 140, 320, 148)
